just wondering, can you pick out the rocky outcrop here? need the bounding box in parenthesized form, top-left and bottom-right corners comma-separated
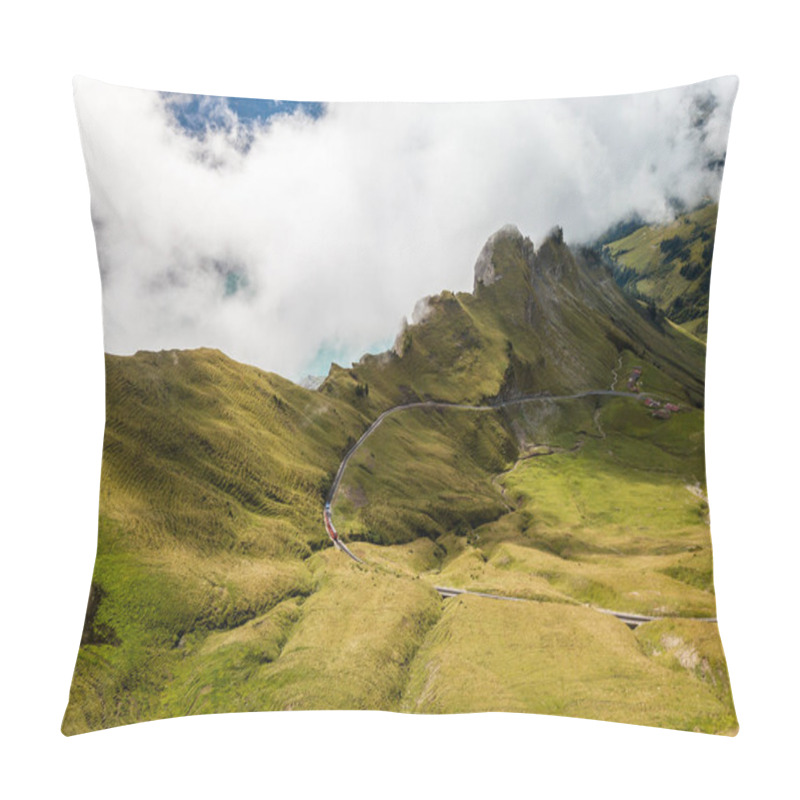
(473, 224, 525, 291)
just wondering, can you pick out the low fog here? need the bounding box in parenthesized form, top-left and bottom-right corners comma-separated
(74, 76, 737, 380)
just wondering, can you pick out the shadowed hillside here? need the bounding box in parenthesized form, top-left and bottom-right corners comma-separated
(99, 348, 368, 554)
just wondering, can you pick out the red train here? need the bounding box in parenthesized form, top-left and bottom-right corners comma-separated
(323, 502, 339, 542)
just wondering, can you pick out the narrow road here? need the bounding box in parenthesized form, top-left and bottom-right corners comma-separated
(434, 587, 717, 628)
(323, 389, 640, 559)
(326, 389, 640, 512)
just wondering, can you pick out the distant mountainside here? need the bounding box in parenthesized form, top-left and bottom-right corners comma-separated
(64, 222, 733, 735)
(599, 203, 718, 341)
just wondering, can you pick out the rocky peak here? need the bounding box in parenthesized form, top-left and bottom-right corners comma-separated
(473, 224, 533, 292)
(531, 226, 573, 280)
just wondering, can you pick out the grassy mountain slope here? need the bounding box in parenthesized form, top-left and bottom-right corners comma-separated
(602, 203, 718, 341)
(334, 406, 516, 545)
(64, 349, 370, 733)
(64, 224, 734, 735)
(400, 594, 736, 732)
(98, 347, 368, 554)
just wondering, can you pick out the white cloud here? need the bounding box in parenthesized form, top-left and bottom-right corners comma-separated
(74, 76, 737, 380)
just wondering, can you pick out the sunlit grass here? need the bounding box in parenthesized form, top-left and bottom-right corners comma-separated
(401, 594, 737, 734)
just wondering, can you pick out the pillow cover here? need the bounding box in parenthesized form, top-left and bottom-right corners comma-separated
(64, 76, 738, 735)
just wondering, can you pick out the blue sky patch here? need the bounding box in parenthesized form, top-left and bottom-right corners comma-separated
(163, 91, 325, 138)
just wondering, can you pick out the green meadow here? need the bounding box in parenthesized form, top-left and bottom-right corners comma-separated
(328, 389, 734, 732)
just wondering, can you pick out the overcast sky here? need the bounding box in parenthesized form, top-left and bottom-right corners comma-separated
(74, 76, 737, 381)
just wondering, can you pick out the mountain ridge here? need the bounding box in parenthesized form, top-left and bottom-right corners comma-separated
(321, 222, 706, 411)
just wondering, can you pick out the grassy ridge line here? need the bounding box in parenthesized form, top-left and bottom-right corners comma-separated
(158, 551, 443, 716)
(99, 347, 370, 554)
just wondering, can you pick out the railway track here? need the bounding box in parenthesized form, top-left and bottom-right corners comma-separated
(321, 388, 716, 628)
(432, 586, 717, 628)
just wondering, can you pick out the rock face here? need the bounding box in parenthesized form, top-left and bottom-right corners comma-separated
(473, 224, 524, 291)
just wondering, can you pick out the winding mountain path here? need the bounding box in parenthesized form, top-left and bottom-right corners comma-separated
(326, 389, 638, 513)
(320, 388, 716, 628)
(609, 354, 623, 391)
(322, 389, 638, 563)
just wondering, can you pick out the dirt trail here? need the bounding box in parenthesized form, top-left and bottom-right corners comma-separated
(593, 407, 606, 439)
(609, 354, 623, 391)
